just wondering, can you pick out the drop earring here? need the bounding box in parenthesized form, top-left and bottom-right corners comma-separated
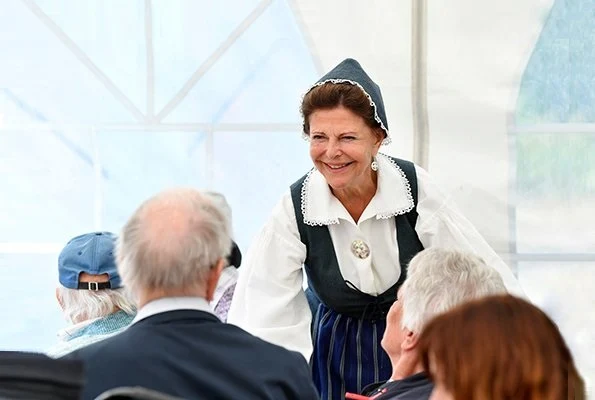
(371, 157, 379, 172)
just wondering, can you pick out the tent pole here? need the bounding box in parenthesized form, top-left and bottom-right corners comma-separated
(411, 0, 430, 169)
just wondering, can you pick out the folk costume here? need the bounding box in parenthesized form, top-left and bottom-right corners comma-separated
(228, 59, 522, 400)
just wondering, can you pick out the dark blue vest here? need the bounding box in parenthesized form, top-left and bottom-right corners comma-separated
(289, 157, 424, 320)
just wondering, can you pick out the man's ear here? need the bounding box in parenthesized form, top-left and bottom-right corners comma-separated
(55, 287, 64, 310)
(401, 329, 420, 351)
(205, 258, 225, 302)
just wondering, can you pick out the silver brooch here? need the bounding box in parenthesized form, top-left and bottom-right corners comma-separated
(351, 240, 370, 259)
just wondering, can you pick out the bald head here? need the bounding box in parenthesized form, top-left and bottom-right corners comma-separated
(117, 188, 232, 300)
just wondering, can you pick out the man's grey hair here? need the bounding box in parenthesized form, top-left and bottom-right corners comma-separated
(58, 287, 136, 324)
(203, 191, 233, 233)
(400, 248, 507, 333)
(116, 188, 232, 295)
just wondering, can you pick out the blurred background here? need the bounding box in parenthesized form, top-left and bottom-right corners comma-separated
(0, 0, 593, 394)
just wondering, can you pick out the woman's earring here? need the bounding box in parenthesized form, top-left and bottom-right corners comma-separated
(371, 157, 379, 172)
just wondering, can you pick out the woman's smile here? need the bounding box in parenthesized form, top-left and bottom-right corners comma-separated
(324, 161, 354, 172)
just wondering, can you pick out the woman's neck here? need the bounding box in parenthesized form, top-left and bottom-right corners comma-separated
(332, 172, 378, 223)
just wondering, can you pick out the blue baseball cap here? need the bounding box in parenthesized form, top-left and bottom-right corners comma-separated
(58, 232, 122, 290)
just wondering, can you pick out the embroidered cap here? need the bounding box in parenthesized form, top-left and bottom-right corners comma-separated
(58, 232, 121, 290)
(305, 58, 391, 144)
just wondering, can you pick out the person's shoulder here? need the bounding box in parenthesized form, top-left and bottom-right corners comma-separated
(230, 336, 317, 399)
(270, 346, 309, 369)
(45, 341, 71, 359)
(220, 323, 305, 362)
(237, 338, 315, 396)
(289, 169, 313, 190)
(259, 344, 308, 373)
(379, 155, 424, 178)
(274, 350, 318, 398)
(63, 325, 135, 361)
(48, 332, 114, 359)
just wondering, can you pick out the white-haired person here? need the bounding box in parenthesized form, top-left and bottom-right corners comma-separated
(64, 188, 318, 400)
(346, 248, 507, 400)
(47, 232, 136, 358)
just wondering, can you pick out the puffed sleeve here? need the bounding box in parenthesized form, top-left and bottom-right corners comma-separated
(414, 166, 524, 296)
(227, 192, 312, 359)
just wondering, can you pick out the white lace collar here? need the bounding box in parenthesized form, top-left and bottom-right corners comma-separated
(301, 153, 415, 226)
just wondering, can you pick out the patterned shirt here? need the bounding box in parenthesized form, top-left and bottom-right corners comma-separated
(46, 310, 135, 358)
(214, 283, 237, 322)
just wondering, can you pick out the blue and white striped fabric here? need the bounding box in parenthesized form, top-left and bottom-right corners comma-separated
(311, 303, 391, 400)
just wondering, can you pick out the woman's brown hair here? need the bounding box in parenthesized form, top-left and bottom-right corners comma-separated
(419, 295, 585, 400)
(300, 82, 384, 138)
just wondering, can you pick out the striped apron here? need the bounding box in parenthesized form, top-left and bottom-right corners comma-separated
(309, 290, 393, 399)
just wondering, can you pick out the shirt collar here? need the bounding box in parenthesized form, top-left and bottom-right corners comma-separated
(57, 317, 101, 341)
(301, 153, 415, 226)
(132, 297, 214, 325)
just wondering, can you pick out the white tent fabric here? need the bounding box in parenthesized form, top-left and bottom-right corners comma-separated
(0, 0, 593, 393)
(293, 1, 594, 388)
(295, 0, 550, 252)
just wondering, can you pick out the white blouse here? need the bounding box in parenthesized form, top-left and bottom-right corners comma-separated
(227, 154, 523, 359)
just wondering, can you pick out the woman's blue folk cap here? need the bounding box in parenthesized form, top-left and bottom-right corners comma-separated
(306, 58, 390, 144)
(58, 232, 122, 290)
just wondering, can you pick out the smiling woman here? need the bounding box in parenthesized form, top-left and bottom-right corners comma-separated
(307, 103, 383, 221)
(227, 58, 523, 400)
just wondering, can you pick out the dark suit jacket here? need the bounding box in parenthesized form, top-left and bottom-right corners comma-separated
(65, 310, 319, 400)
